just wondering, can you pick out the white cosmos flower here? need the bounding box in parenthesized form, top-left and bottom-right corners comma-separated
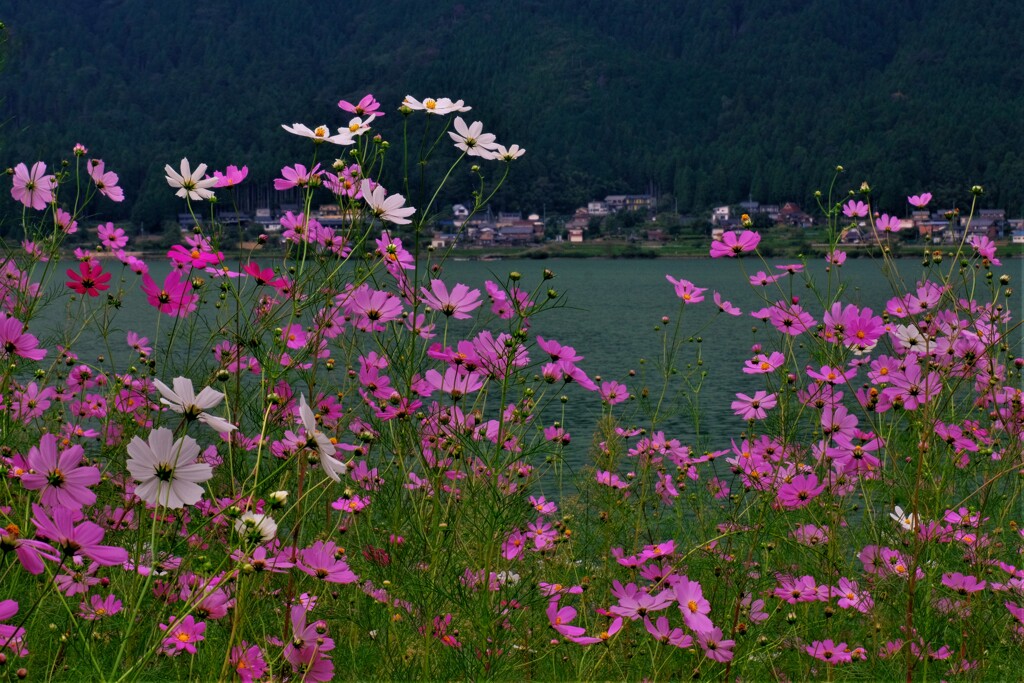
(281, 122, 355, 146)
(234, 512, 278, 544)
(448, 117, 500, 158)
(360, 179, 416, 225)
(152, 377, 237, 434)
(493, 143, 526, 161)
(299, 394, 348, 482)
(164, 158, 218, 201)
(402, 95, 471, 115)
(890, 505, 919, 532)
(126, 428, 212, 509)
(892, 324, 929, 354)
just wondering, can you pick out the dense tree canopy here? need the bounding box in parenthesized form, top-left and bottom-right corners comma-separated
(2, 0, 1022, 226)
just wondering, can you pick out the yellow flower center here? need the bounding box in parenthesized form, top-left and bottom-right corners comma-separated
(315, 126, 328, 137)
(425, 99, 437, 109)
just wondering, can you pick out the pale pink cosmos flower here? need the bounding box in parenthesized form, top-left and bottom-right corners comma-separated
(731, 391, 777, 420)
(493, 143, 525, 160)
(665, 276, 706, 303)
(908, 192, 932, 207)
(299, 394, 348, 482)
(126, 428, 212, 509)
(87, 159, 124, 202)
(449, 116, 500, 158)
(403, 95, 471, 114)
(360, 179, 416, 224)
(281, 122, 354, 145)
(152, 377, 236, 433)
(11, 162, 56, 210)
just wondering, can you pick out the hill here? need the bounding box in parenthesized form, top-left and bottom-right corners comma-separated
(1, 0, 1023, 228)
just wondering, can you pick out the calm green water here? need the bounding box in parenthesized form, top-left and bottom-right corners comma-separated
(39, 255, 987, 465)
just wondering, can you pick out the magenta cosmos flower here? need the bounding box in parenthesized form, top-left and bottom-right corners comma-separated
(66, 260, 112, 297)
(31, 504, 128, 566)
(421, 280, 483, 319)
(126, 428, 213, 509)
(21, 434, 100, 510)
(140, 270, 198, 317)
(0, 317, 47, 361)
(710, 229, 760, 257)
(11, 161, 56, 210)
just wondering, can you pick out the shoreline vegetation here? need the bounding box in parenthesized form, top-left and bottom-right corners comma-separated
(52, 238, 1024, 262)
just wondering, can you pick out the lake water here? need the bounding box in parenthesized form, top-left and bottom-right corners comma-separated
(40, 255, 1005, 467)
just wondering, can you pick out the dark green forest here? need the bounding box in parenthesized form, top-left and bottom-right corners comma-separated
(2, 0, 1023, 228)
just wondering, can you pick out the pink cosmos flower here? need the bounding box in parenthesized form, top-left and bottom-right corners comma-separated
(66, 261, 112, 297)
(644, 615, 693, 648)
(11, 161, 56, 210)
(876, 213, 901, 232)
(168, 244, 223, 269)
(776, 473, 826, 509)
(213, 165, 248, 187)
(806, 639, 854, 664)
(274, 163, 322, 191)
(88, 159, 124, 202)
(0, 317, 47, 361)
(743, 351, 786, 374)
(21, 434, 100, 510)
(31, 503, 129, 566)
(731, 391, 776, 420)
(159, 614, 206, 655)
(231, 642, 268, 683)
(709, 229, 760, 257)
(697, 627, 735, 662)
(140, 270, 199, 317)
(55, 208, 78, 234)
(97, 222, 128, 249)
(672, 576, 714, 633)
(941, 572, 986, 595)
(595, 470, 629, 489)
(842, 200, 869, 218)
(421, 280, 482, 319)
(339, 94, 384, 117)
(297, 540, 358, 583)
(826, 249, 847, 265)
(713, 291, 741, 315)
(666, 276, 706, 303)
(968, 235, 1001, 265)
(79, 593, 123, 620)
(376, 231, 415, 271)
(908, 192, 932, 207)
(599, 380, 629, 405)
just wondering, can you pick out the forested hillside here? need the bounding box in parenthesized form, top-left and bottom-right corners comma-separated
(2, 0, 1022, 227)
